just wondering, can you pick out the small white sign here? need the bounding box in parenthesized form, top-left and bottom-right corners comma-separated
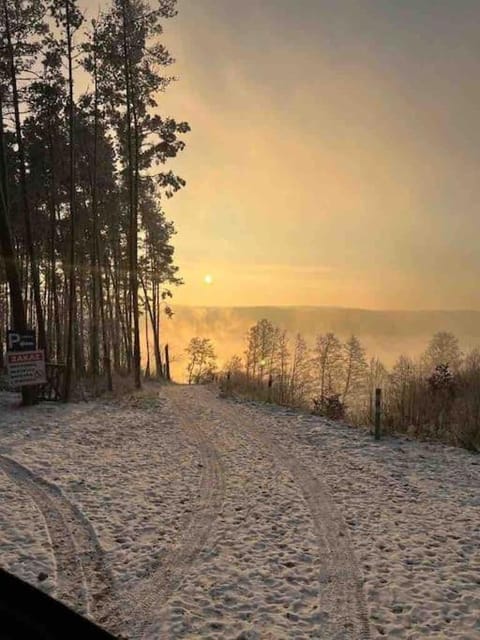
(6, 350, 47, 387)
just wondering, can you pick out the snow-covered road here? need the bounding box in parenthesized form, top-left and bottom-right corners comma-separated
(0, 385, 478, 639)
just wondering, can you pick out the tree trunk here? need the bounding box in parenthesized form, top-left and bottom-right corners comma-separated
(3, 0, 47, 357)
(0, 90, 35, 405)
(121, 0, 141, 389)
(144, 303, 150, 378)
(140, 275, 163, 378)
(63, 0, 77, 401)
(104, 266, 120, 372)
(89, 26, 100, 377)
(47, 127, 62, 363)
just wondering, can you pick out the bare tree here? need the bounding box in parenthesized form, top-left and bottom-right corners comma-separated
(386, 355, 418, 429)
(314, 332, 343, 400)
(422, 331, 463, 374)
(186, 337, 216, 384)
(245, 319, 279, 381)
(342, 334, 367, 405)
(289, 333, 311, 407)
(366, 356, 388, 421)
(275, 329, 290, 404)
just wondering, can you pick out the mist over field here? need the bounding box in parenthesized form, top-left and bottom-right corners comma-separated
(160, 306, 480, 381)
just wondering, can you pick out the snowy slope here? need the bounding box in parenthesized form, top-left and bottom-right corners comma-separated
(0, 386, 478, 639)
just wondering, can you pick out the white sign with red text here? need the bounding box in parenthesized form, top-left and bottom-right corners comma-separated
(6, 350, 46, 387)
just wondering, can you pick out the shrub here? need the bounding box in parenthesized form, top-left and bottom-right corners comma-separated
(312, 393, 345, 420)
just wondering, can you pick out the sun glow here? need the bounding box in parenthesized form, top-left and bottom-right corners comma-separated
(204, 274, 213, 285)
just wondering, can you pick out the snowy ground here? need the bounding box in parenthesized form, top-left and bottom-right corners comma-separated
(0, 384, 478, 639)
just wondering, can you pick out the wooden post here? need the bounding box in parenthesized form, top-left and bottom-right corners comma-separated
(164, 344, 171, 382)
(374, 387, 382, 440)
(267, 374, 273, 402)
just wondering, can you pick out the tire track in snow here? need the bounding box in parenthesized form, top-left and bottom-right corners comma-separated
(0, 455, 120, 635)
(205, 389, 372, 639)
(130, 387, 225, 638)
(246, 410, 371, 639)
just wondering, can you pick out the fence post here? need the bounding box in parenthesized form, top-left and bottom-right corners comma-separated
(374, 387, 382, 440)
(267, 374, 273, 402)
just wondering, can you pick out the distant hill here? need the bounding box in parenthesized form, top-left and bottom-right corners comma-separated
(160, 306, 480, 378)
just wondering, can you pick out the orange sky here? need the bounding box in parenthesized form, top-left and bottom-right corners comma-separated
(83, 0, 480, 310)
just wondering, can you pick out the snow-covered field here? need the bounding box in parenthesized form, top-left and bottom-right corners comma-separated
(0, 384, 478, 639)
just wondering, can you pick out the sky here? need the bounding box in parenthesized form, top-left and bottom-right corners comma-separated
(82, 0, 480, 310)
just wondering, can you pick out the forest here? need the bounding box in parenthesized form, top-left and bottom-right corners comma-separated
(0, 0, 188, 404)
(187, 321, 480, 452)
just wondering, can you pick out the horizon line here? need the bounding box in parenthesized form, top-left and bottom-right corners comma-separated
(169, 304, 480, 314)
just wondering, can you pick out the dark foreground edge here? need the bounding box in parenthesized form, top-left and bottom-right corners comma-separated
(0, 568, 117, 640)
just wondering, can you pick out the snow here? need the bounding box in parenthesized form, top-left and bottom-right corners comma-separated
(0, 464, 55, 596)
(244, 402, 480, 639)
(0, 386, 479, 639)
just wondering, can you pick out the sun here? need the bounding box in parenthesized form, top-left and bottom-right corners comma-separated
(204, 274, 213, 285)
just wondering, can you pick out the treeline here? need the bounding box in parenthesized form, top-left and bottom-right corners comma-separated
(0, 0, 188, 402)
(220, 319, 480, 451)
